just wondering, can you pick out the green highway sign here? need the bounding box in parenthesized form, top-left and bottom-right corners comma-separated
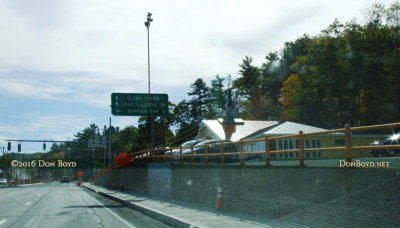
(111, 93, 169, 116)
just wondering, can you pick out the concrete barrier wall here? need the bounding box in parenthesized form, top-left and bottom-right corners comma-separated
(95, 163, 148, 194)
(148, 163, 171, 198)
(95, 164, 400, 219)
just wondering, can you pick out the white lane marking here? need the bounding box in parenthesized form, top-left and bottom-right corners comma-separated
(25, 201, 31, 206)
(84, 193, 136, 228)
(37, 194, 41, 197)
(24, 217, 36, 228)
(0, 219, 7, 226)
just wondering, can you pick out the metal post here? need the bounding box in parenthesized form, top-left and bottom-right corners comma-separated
(2, 146, 5, 176)
(146, 18, 151, 94)
(345, 124, 352, 163)
(150, 118, 155, 151)
(92, 147, 94, 176)
(109, 117, 112, 165)
(103, 126, 106, 167)
(145, 13, 155, 151)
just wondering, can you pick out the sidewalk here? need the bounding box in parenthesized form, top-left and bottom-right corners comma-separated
(81, 183, 270, 228)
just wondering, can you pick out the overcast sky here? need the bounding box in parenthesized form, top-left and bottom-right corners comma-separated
(0, 0, 395, 153)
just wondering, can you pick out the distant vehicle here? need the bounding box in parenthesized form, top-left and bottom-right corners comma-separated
(189, 139, 238, 163)
(59, 176, 70, 183)
(0, 178, 7, 186)
(165, 139, 204, 160)
(369, 134, 400, 157)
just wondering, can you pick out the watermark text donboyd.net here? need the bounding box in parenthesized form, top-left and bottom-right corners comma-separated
(11, 160, 77, 168)
(339, 160, 389, 168)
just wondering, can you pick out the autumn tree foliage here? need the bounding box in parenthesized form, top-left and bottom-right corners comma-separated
(232, 2, 400, 128)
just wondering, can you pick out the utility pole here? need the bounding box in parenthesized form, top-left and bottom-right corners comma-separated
(109, 117, 112, 165)
(2, 146, 4, 178)
(103, 125, 106, 167)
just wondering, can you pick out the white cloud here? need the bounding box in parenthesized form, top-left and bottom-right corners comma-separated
(1, 0, 394, 99)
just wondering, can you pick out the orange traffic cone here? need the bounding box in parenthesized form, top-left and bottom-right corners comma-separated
(216, 184, 223, 210)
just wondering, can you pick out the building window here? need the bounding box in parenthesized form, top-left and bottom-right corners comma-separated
(294, 139, 322, 158)
(311, 139, 322, 157)
(312, 139, 321, 148)
(262, 141, 266, 151)
(279, 139, 293, 159)
(270, 140, 276, 151)
(259, 141, 265, 152)
(335, 139, 345, 146)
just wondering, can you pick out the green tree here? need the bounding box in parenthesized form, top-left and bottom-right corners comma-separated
(209, 75, 226, 118)
(171, 100, 198, 145)
(188, 78, 210, 123)
(137, 117, 174, 149)
(232, 56, 263, 119)
(116, 126, 140, 152)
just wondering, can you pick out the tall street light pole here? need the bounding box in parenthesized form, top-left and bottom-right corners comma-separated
(145, 12, 155, 149)
(145, 12, 152, 94)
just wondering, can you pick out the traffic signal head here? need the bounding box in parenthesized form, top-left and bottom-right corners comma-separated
(43, 143, 46, 152)
(67, 142, 71, 150)
(18, 143, 21, 152)
(7, 142, 11, 151)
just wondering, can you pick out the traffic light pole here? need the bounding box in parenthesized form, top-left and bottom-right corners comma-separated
(109, 117, 112, 165)
(2, 146, 5, 176)
(92, 147, 94, 178)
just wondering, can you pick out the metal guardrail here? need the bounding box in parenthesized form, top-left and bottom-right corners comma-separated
(130, 122, 400, 166)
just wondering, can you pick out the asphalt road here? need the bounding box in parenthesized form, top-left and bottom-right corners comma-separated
(0, 182, 172, 228)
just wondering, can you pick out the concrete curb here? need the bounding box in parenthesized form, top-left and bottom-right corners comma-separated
(20, 182, 45, 187)
(81, 184, 196, 228)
